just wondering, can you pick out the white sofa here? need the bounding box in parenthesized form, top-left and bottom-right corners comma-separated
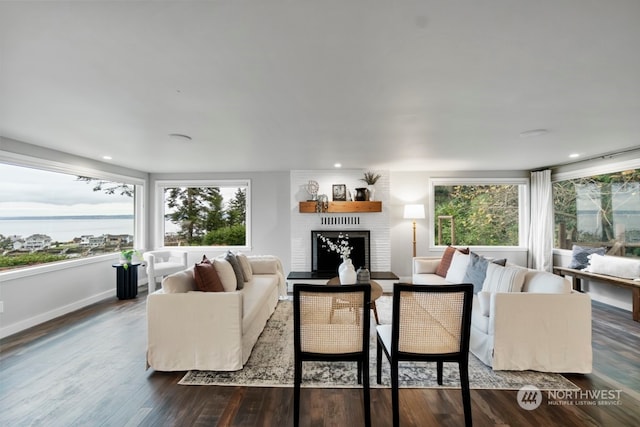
(147, 255, 286, 372)
(412, 254, 592, 373)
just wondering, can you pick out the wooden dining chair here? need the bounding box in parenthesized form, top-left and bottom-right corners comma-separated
(293, 283, 371, 427)
(376, 283, 474, 427)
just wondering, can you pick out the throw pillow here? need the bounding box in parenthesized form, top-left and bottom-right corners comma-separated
(249, 256, 280, 274)
(482, 263, 527, 293)
(445, 250, 471, 283)
(161, 268, 196, 293)
(235, 252, 253, 282)
(435, 246, 470, 277)
(193, 262, 224, 292)
(225, 251, 245, 290)
(213, 257, 238, 292)
(463, 252, 489, 293)
(568, 245, 606, 270)
(585, 253, 640, 279)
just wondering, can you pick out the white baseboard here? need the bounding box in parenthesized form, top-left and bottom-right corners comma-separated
(0, 289, 115, 339)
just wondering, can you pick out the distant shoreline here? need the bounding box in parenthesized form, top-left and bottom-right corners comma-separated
(0, 215, 134, 221)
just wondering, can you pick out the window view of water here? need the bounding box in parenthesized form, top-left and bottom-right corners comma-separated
(0, 216, 134, 243)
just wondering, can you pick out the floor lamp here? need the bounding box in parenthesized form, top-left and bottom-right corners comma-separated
(403, 204, 425, 258)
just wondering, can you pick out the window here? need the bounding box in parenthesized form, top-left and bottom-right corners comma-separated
(0, 162, 141, 271)
(553, 168, 640, 257)
(156, 180, 250, 247)
(431, 179, 528, 247)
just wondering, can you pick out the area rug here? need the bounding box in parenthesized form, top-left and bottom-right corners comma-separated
(179, 297, 579, 390)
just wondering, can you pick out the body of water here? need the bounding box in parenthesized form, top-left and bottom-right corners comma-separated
(0, 216, 134, 242)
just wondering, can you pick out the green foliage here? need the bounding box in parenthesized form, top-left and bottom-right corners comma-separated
(0, 253, 68, 268)
(164, 186, 247, 246)
(202, 224, 246, 246)
(360, 171, 382, 185)
(434, 185, 519, 246)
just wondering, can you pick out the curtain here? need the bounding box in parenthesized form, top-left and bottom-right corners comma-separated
(528, 170, 553, 271)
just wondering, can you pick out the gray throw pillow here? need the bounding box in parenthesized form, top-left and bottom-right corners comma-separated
(225, 251, 245, 290)
(568, 245, 606, 270)
(463, 252, 507, 294)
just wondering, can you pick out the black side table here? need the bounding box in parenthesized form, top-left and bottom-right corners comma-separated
(112, 262, 140, 299)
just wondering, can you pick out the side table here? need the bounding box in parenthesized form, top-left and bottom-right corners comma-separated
(326, 277, 383, 324)
(112, 262, 140, 300)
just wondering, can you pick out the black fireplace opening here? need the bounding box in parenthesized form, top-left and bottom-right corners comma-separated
(311, 230, 370, 273)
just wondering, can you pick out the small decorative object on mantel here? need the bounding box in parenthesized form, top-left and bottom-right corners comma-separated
(332, 184, 347, 201)
(304, 180, 319, 201)
(316, 194, 328, 212)
(354, 187, 368, 201)
(360, 171, 382, 201)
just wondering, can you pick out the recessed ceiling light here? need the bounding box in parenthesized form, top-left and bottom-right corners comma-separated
(519, 129, 549, 138)
(569, 153, 580, 158)
(102, 155, 112, 160)
(169, 133, 192, 142)
(334, 163, 342, 168)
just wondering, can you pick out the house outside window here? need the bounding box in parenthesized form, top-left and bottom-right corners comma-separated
(156, 180, 250, 248)
(553, 168, 640, 257)
(0, 162, 141, 271)
(431, 178, 528, 247)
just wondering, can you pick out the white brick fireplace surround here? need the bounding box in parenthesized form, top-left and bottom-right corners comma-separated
(290, 170, 391, 274)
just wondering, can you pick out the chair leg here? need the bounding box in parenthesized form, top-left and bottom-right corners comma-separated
(376, 336, 382, 384)
(437, 360, 443, 385)
(362, 356, 371, 427)
(357, 360, 362, 385)
(459, 361, 472, 427)
(391, 358, 400, 427)
(371, 301, 380, 324)
(294, 359, 302, 427)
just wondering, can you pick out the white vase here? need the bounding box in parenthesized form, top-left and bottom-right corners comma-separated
(367, 185, 375, 201)
(338, 258, 357, 284)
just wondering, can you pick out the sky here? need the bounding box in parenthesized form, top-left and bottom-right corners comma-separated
(0, 163, 133, 217)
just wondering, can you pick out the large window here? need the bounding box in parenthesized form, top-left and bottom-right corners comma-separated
(431, 179, 527, 247)
(0, 162, 140, 271)
(156, 180, 250, 247)
(553, 168, 640, 257)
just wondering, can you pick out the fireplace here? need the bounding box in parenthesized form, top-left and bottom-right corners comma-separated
(311, 230, 370, 273)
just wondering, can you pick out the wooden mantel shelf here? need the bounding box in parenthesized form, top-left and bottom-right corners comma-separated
(299, 201, 382, 213)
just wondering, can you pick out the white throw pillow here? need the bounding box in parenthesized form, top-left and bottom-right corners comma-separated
(161, 268, 195, 293)
(523, 271, 572, 294)
(445, 251, 471, 283)
(213, 257, 239, 292)
(477, 291, 491, 317)
(585, 253, 640, 279)
(482, 263, 527, 293)
(249, 257, 279, 274)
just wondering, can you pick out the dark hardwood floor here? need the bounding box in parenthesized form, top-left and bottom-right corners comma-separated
(1, 288, 639, 427)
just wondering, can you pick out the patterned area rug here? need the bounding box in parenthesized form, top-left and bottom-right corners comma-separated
(179, 297, 579, 390)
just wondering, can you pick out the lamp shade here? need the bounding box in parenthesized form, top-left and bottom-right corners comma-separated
(403, 204, 425, 219)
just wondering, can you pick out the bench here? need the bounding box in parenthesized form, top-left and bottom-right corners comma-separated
(553, 266, 640, 322)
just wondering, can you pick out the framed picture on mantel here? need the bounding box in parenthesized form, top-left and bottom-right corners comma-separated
(332, 184, 346, 201)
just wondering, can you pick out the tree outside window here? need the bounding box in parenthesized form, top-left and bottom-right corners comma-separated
(162, 184, 248, 247)
(433, 182, 523, 246)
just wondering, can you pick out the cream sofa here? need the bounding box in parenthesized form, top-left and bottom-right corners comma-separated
(147, 255, 286, 372)
(412, 255, 592, 373)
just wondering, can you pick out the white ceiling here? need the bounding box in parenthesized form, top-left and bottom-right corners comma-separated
(1, 1, 639, 173)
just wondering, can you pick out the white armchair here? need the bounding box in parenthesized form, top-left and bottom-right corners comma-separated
(143, 250, 188, 293)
